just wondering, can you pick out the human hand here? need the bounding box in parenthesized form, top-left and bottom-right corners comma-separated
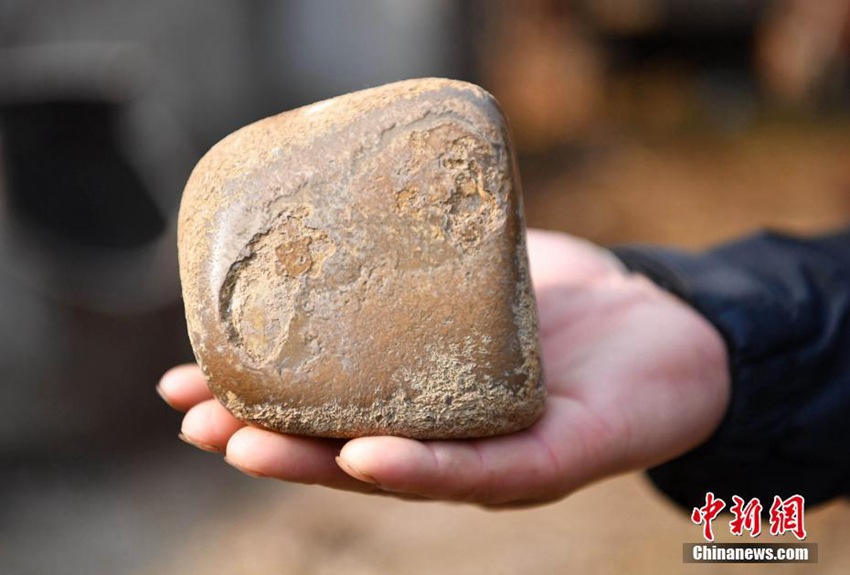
(158, 229, 730, 507)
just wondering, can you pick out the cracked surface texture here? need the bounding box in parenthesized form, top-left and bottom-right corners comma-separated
(178, 78, 544, 438)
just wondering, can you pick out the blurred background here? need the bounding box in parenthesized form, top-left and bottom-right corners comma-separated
(1, 0, 849, 573)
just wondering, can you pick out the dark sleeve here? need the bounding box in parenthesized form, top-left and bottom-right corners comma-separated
(612, 227, 850, 510)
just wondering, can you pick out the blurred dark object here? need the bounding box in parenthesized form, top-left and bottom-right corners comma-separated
(477, 0, 605, 153)
(0, 43, 189, 311)
(476, 0, 850, 154)
(0, 42, 194, 457)
(4, 98, 164, 249)
(756, 0, 850, 109)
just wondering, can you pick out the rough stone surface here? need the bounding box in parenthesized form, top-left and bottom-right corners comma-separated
(178, 78, 544, 439)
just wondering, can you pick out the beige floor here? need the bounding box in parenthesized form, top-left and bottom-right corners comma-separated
(144, 472, 850, 575)
(6, 443, 840, 575)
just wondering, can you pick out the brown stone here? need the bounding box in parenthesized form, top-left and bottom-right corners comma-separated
(178, 78, 544, 439)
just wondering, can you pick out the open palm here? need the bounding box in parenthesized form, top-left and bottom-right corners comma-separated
(159, 229, 729, 507)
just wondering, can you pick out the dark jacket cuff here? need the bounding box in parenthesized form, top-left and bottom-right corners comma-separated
(611, 228, 850, 510)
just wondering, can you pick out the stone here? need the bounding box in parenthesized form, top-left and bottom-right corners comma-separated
(178, 78, 544, 439)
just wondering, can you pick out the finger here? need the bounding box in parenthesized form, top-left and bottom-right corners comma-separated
(157, 364, 213, 412)
(526, 228, 624, 289)
(180, 398, 245, 453)
(225, 427, 380, 494)
(337, 431, 566, 506)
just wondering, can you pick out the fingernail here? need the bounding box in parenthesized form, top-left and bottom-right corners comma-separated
(178, 432, 222, 453)
(156, 384, 176, 409)
(224, 457, 268, 479)
(336, 456, 380, 486)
